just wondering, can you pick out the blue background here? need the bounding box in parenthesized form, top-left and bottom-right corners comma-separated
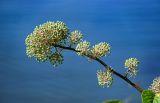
(0, 0, 160, 103)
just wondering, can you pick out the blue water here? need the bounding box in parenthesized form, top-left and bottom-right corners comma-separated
(0, 0, 160, 103)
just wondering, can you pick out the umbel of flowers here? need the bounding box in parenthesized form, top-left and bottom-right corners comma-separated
(124, 58, 139, 77)
(25, 21, 69, 65)
(69, 30, 83, 44)
(91, 42, 110, 58)
(75, 41, 90, 56)
(97, 69, 113, 87)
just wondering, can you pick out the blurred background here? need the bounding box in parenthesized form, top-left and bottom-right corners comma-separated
(0, 0, 160, 103)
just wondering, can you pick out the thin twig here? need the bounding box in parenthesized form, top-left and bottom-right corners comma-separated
(54, 44, 143, 93)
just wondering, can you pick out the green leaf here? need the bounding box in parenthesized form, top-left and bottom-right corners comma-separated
(141, 90, 155, 103)
(153, 95, 160, 103)
(103, 100, 122, 103)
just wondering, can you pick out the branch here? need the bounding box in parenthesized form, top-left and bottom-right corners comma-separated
(54, 44, 143, 93)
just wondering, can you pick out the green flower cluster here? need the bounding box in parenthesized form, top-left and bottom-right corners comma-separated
(25, 21, 69, 63)
(75, 41, 90, 56)
(69, 30, 83, 44)
(124, 58, 139, 76)
(149, 76, 160, 95)
(91, 42, 110, 58)
(49, 52, 64, 67)
(97, 69, 113, 87)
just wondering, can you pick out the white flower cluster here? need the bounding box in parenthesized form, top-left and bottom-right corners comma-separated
(91, 42, 110, 58)
(124, 58, 139, 76)
(69, 30, 83, 44)
(75, 41, 90, 56)
(149, 76, 160, 95)
(25, 21, 68, 62)
(97, 69, 113, 87)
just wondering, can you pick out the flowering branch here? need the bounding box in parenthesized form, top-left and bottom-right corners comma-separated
(54, 44, 143, 93)
(25, 21, 160, 101)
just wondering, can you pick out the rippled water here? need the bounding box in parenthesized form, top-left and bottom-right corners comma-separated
(0, 0, 160, 103)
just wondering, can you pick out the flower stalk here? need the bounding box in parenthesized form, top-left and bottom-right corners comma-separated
(54, 44, 143, 93)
